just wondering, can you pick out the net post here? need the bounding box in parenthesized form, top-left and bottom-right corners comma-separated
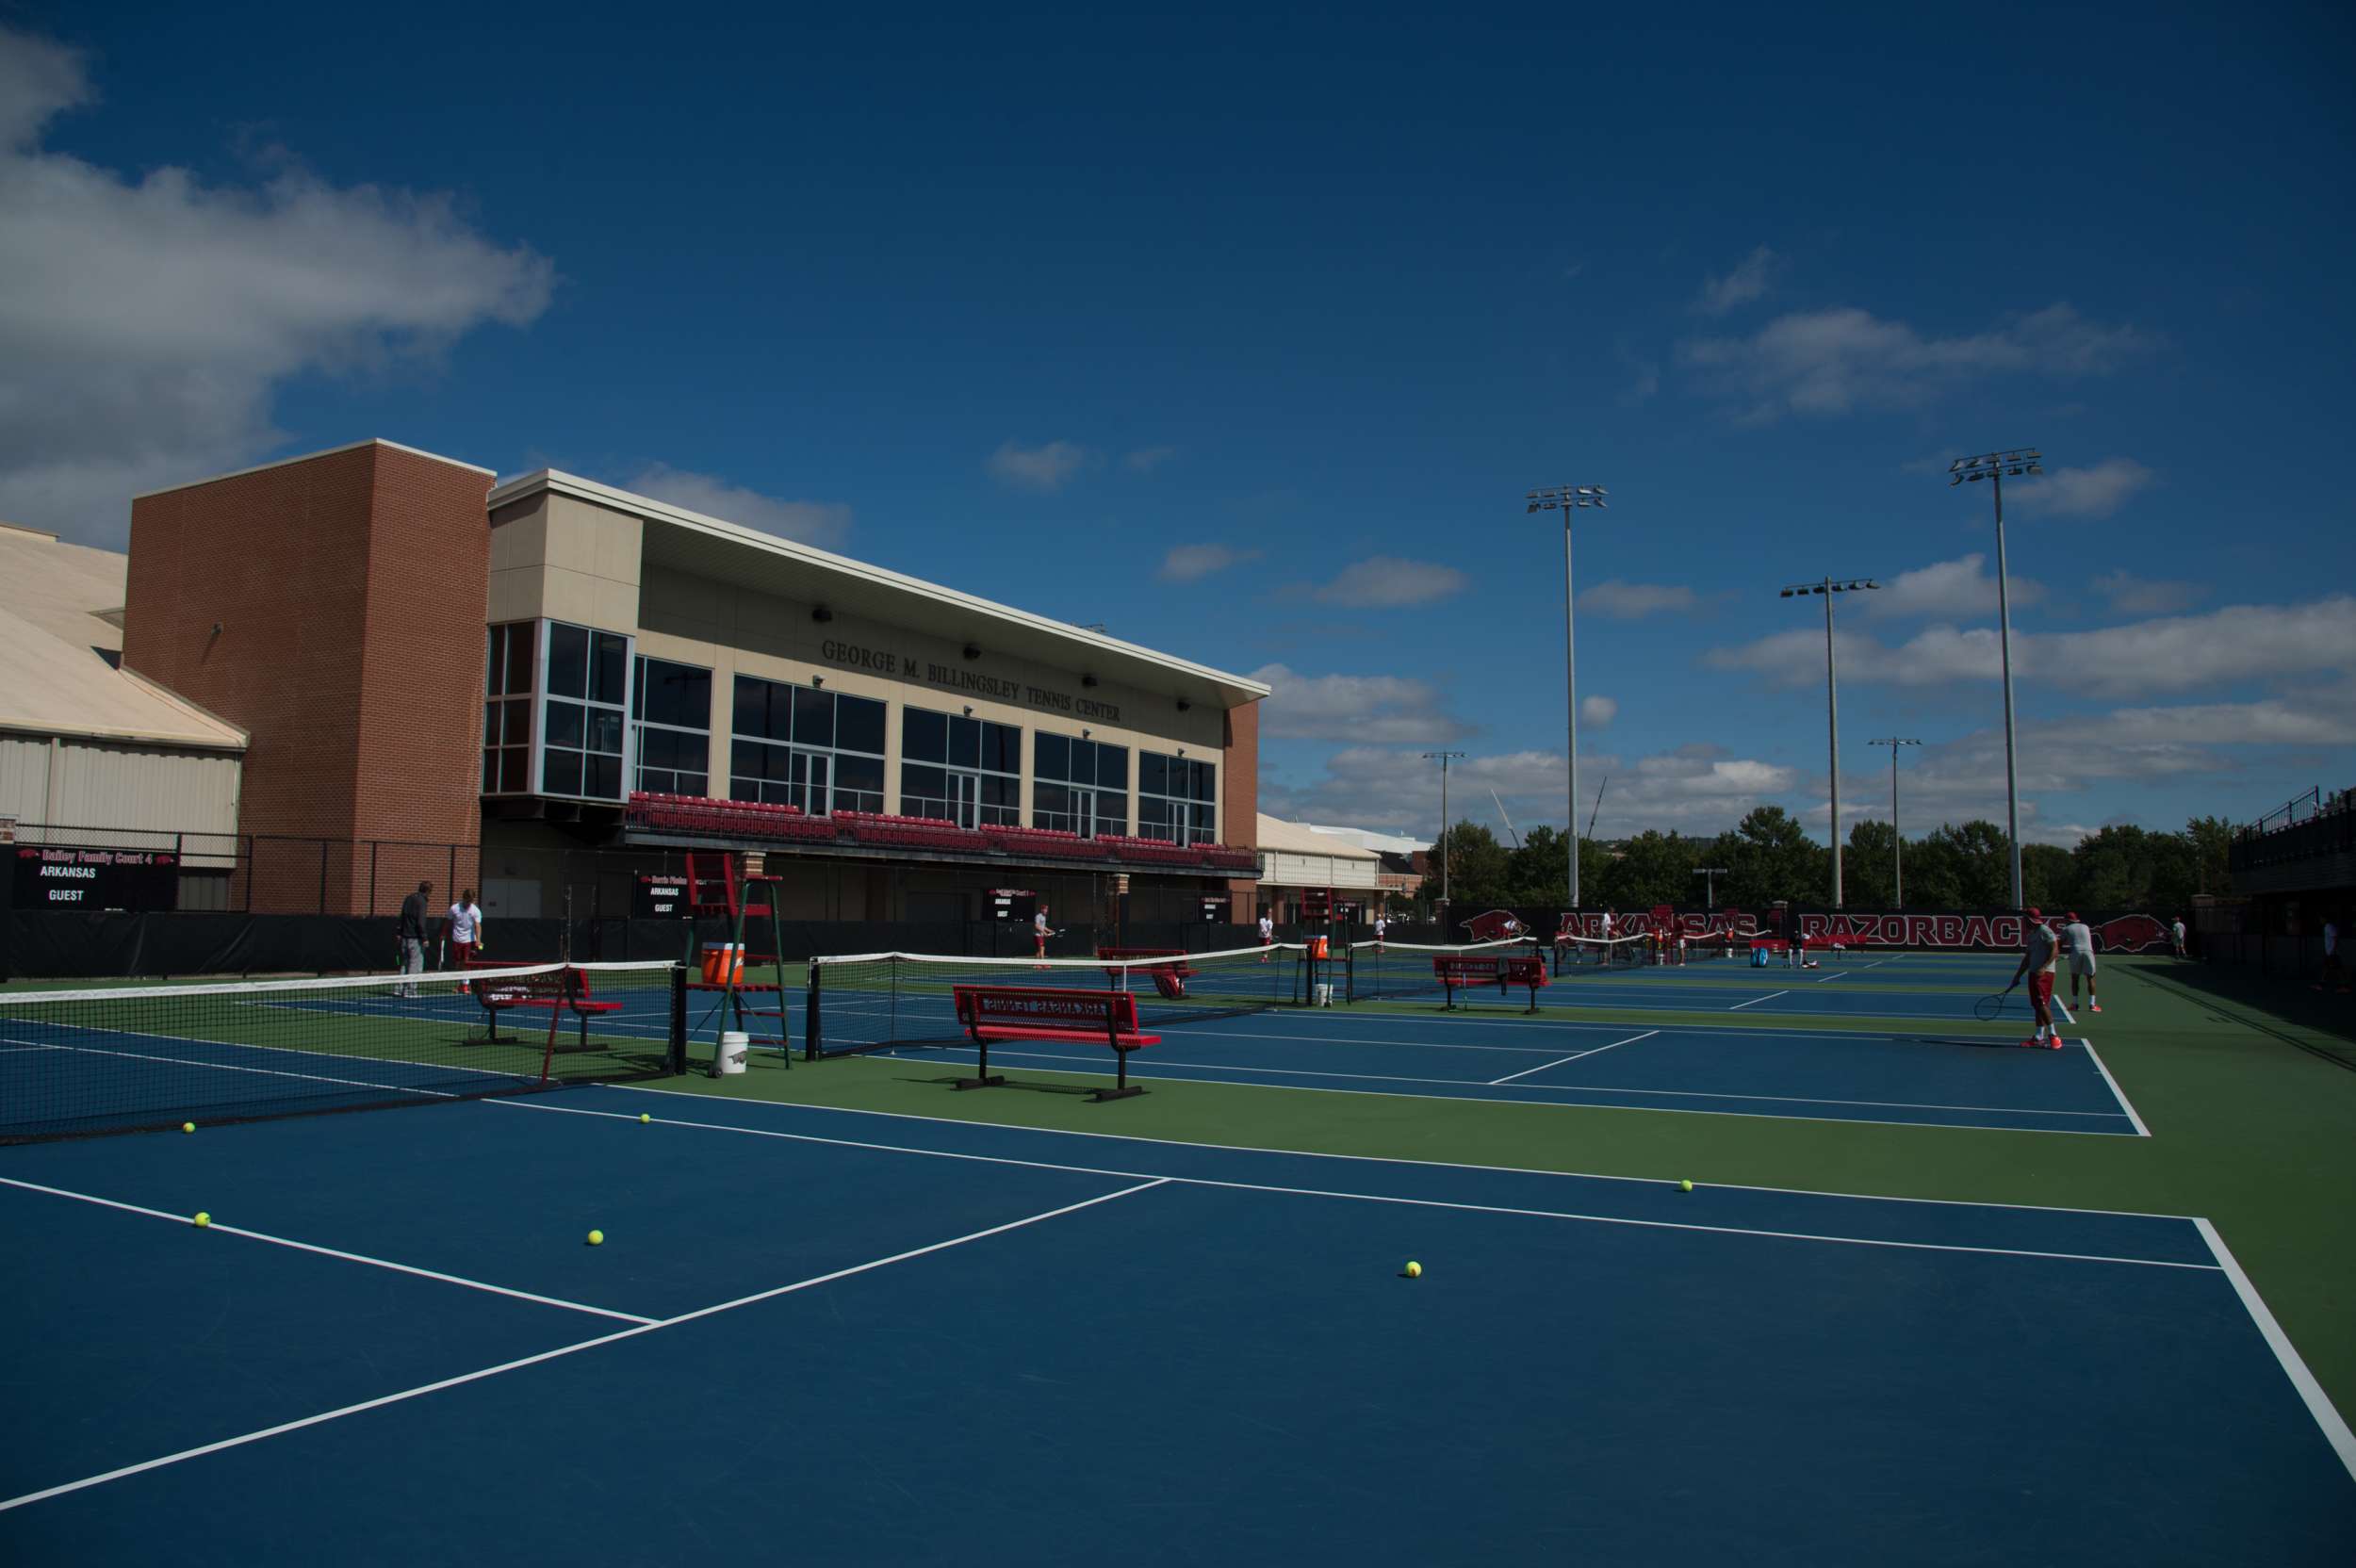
(804, 961, 823, 1062)
(667, 962, 688, 1075)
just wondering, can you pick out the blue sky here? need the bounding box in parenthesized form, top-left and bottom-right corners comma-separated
(4, 3, 2350, 846)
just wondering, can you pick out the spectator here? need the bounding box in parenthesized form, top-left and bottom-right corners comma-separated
(397, 880, 432, 998)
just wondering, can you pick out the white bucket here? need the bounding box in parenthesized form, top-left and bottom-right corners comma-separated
(1314, 983, 1333, 1008)
(713, 1030, 749, 1077)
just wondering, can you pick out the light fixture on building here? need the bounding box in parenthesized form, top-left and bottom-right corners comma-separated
(1081, 674, 1098, 688)
(1175, 697, 1190, 712)
(1082, 728, 1092, 739)
(962, 705, 973, 716)
(810, 675, 825, 689)
(962, 644, 981, 661)
(811, 605, 833, 623)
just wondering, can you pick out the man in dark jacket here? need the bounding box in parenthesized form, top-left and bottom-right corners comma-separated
(398, 880, 433, 997)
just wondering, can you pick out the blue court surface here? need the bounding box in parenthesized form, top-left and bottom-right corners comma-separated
(857, 1004, 2148, 1135)
(3, 1090, 2350, 1564)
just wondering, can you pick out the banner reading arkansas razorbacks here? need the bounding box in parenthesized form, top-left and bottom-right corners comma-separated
(1551, 908, 2175, 954)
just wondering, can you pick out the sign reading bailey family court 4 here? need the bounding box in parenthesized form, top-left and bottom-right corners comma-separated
(13, 846, 181, 910)
(818, 640, 1122, 724)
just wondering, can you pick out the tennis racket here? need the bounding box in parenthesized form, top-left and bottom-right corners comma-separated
(1973, 983, 2017, 1022)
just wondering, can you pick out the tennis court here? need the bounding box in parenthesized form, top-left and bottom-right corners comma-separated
(5, 1089, 2351, 1564)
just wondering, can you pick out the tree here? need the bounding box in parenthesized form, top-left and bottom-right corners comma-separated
(1844, 819, 1896, 907)
(2071, 824, 2198, 912)
(2021, 843, 2077, 910)
(2185, 815, 2233, 897)
(1605, 829, 1703, 908)
(1425, 821, 1510, 912)
(1507, 825, 1568, 907)
(1912, 821, 2010, 907)
(1720, 807, 1827, 907)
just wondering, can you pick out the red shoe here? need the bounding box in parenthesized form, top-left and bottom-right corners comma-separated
(2017, 1037, 2042, 1049)
(2089, 1002, 2102, 1013)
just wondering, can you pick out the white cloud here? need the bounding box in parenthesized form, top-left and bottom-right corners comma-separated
(2094, 569, 2205, 616)
(1311, 556, 1469, 608)
(1708, 596, 2356, 698)
(1679, 302, 2161, 424)
(1248, 664, 1472, 744)
(2021, 457, 2154, 517)
(1578, 580, 1698, 618)
(1580, 694, 1617, 729)
(1863, 554, 2045, 619)
(1157, 543, 1260, 582)
(624, 465, 851, 548)
(1693, 245, 1778, 316)
(1122, 445, 1177, 474)
(986, 439, 1088, 492)
(0, 24, 555, 547)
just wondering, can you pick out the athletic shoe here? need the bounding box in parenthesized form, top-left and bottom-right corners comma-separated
(2017, 1037, 2045, 1049)
(2089, 1002, 2102, 1013)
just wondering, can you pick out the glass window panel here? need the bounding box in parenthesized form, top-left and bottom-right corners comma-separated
(483, 750, 499, 791)
(679, 770, 709, 797)
(902, 763, 945, 801)
(503, 624, 533, 695)
(984, 723, 1019, 775)
(732, 676, 762, 739)
(486, 629, 502, 698)
(904, 708, 946, 764)
(1199, 760, 1219, 802)
(949, 715, 979, 769)
(639, 660, 711, 729)
(547, 623, 587, 698)
(837, 694, 885, 756)
(1099, 745, 1128, 789)
(676, 733, 709, 772)
(1096, 793, 1127, 837)
(588, 710, 625, 755)
(834, 753, 883, 794)
(981, 776, 1018, 808)
(587, 755, 622, 798)
(1140, 752, 1167, 795)
(1036, 782, 1070, 817)
(545, 700, 584, 750)
(1036, 731, 1069, 782)
(643, 728, 679, 771)
(543, 748, 583, 796)
(590, 632, 628, 705)
(483, 705, 501, 746)
(792, 686, 834, 748)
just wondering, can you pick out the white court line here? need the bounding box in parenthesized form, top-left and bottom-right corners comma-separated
(0, 1177, 1169, 1514)
(608, 1084, 2198, 1217)
(1811, 971, 1847, 983)
(1728, 991, 1790, 1011)
(2196, 1218, 2356, 1483)
(2076, 1037, 2151, 1138)
(888, 1041, 2131, 1120)
(1488, 1030, 1659, 1086)
(503, 1099, 2203, 1270)
(0, 1175, 653, 1325)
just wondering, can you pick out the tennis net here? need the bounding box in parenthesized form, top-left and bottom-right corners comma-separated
(1345, 938, 1538, 1002)
(1552, 934, 1652, 972)
(1674, 934, 1739, 964)
(0, 961, 688, 1143)
(805, 943, 1318, 1058)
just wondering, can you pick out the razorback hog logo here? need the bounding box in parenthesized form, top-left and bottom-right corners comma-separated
(1461, 909, 1528, 941)
(2098, 914, 2170, 954)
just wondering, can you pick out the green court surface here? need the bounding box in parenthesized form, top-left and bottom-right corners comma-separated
(660, 955, 2356, 1424)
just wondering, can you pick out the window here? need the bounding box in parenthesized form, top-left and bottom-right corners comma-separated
(632, 657, 712, 796)
(902, 707, 1022, 827)
(1034, 732, 1129, 838)
(483, 624, 535, 794)
(1139, 750, 1216, 844)
(543, 625, 630, 799)
(729, 675, 886, 814)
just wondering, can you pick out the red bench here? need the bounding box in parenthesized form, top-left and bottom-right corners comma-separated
(950, 985, 1162, 1102)
(1432, 953, 1551, 1013)
(466, 963, 626, 1065)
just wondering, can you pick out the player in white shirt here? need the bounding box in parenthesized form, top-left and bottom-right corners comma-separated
(2062, 911, 2100, 1014)
(1258, 911, 1275, 960)
(1372, 914, 1388, 947)
(447, 890, 484, 994)
(1033, 906, 1053, 963)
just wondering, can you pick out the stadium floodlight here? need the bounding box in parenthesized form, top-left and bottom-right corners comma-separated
(1527, 483, 1609, 914)
(1868, 738, 1923, 908)
(1692, 866, 1730, 910)
(1780, 576, 1881, 908)
(1946, 449, 2043, 910)
(1420, 751, 1469, 919)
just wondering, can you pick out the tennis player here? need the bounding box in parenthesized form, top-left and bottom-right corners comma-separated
(1258, 909, 1275, 959)
(1373, 913, 1388, 948)
(2062, 911, 2100, 1014)
(1033, 904, 1052, 961)
(2011, 908, 2064, 1049)
(2170, 916, 2187, 957)
(396, 880, 432, 998)
(448, 890, 485, 966)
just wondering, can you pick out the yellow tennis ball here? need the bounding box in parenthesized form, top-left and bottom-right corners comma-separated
(1403, 1260, 1422, 1278)
(1679, 1180, 1693, 1192)
(181, 1121, 195, 1134)
(192, 1212, 210, 1228)
(639, 1113, 651, 1124)
(586, 1229, 604, 1247)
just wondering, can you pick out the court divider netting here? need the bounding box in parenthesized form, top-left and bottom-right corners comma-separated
(803, 943, 1321, 1057)
(0, 961, 689, 1143)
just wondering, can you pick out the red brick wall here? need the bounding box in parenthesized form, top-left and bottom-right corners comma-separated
(1221, 699, 1261, 920)
(123, 443, 491, 914)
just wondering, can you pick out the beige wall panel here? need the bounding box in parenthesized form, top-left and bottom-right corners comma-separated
(0, 735, 54, 821)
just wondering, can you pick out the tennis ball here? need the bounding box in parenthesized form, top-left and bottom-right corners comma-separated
(639, 1113, 651, 1124)
(586, 1229, 604, 1247)
(1679, 1180, 1693, 1193)
(181, 1121, 194, 1134)
(1403, 1261, 1422, 1278)
(192, 1212, 210, 1229)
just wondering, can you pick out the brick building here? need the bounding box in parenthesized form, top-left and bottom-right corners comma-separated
(118, 441, 1268, 924)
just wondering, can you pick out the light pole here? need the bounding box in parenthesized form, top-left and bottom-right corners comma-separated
(1779, 577, 1880, 908)
(1527, 484, 1608, 914)
(1693, 866, 1729, 909)
(1868, 737, 1922, 907)
(1948, 449, 2042, 910)
(1422, 751, 1467, 925)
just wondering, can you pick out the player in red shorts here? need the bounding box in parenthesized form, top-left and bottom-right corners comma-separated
(2009, 907, 2064, 1049)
